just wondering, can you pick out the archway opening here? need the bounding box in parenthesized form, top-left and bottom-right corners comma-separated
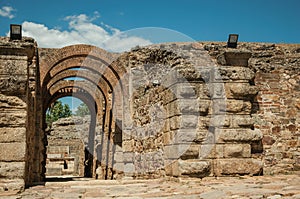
(36, 45, 125, 184)
(44, 96, 98, 180)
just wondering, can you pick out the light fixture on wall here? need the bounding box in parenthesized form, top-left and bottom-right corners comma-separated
(227, 34, 239, 48)
(10, 24, 22, 40)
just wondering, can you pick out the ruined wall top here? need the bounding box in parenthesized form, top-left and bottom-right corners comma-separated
(2, 35, 298, 72)
(200, 42, 300, 72)
(0, 37, 37, 59)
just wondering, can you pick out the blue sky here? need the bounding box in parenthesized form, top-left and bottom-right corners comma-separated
(1, 0, 299, 111)
(1, 0, 299, 46)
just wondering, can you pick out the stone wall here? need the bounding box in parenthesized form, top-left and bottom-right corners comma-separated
(116, 43, 264, 178)
(250, 44, 300, 175)
(204, 42, 300, 175)
(0, 37, 37, 192)
(46, 116, 90, 177)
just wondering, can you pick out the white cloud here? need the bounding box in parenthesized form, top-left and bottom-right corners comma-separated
(0, 6, 15, 19)
(22, 13, 151, 52)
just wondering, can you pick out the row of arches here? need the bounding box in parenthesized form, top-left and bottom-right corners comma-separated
(39, 45, 125, 180)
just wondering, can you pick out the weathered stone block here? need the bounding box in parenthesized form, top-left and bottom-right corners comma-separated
(0, 58, 27, 75)
(0, 127, 26, 143)
(223, 144, 251, 158)
(209, 83, 226, 99)
(214, 158, 263, 176)
(225, 83, 258, 99)
(199, 100, 211, 114)
(174, 129, 197, 144)
(217, 51, 251, 66)
(195, 130, 209, 143)
(164, 160, 174, 176)
(180, 144, 199, 160)
(0, 179, 25, 192)
(122, 129, 133, 141)
(164, 144, 192, 160)
(162, 131, 171, 145)
(173, 83, 197, 98)
(212, 99, 252, 114)
(0, 75, 27, 94)
(180, 115, 198, 129)
(214, 66, 255, 81)
(163, 119, 170, 133)
(162, 90, 177, 104)
(177, 159, 211, 177)
(122, 152, 134, 163)
(167, 101, 180, 117)
(196, 84, 211, 99)
(0, 111, 26, 127)
(173, 128, 208, 144)
(122, 140, 135, 152)
(170, 114, 199, 130)
(194, 66, 213, 82)
(0, 94, 26, 109)
(0, 162, 25, 179)
(210, 99, 226, 114)
(209, 115, 231, 127)
(0, 142, 26, 161)
(177, 99, 199, 113)
(199, 144, 216, 159)
(169, 116, 180, 130)
(216, 129, 263, 143)
(226, 100, 252, 114)
(113, 152, 124, 162)
(124, 163, 135, 175)
(113, 162, 124, 172)
(46, 168, 62, 176)
(231, 115, 254, 128)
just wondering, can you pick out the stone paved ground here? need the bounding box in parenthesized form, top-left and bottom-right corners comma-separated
(1, 174, 299, 199)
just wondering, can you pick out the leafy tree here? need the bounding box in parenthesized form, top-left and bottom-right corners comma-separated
(63, 104, 72, 117)
(46, 100, 72, 127)
(74, 102, 90, 117)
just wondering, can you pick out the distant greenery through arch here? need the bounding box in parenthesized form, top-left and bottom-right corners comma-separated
(74, 102, 90, 117)
(46, 100, 72, 127)
(46, 100, 90, 127)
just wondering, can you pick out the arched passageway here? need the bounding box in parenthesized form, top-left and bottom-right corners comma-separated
(45, 97, 93, 178)
(35, 44, 125, 182)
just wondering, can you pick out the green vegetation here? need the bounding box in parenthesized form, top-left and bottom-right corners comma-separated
(46, 101, 90, 127)
(46, 100, 72, 127)
(74, 102, 90, 117)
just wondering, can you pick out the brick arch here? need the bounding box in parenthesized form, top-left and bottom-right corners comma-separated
(39, 44, 125, 141)
(44, 57, 119, 90)
(46, 81, 105, 110)
(47, 70, 111, 99)
(40, 44, 124, 89)
(40, 45, 123, 149)
(40, 45, 126, 140)
(46, 63, 115, 92)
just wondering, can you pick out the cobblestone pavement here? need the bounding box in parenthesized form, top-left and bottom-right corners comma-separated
(1, 174, 299, 199)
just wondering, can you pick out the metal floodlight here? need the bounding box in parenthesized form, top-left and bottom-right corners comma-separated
(227, 34, 239, 48)
(10, 24, 22, 40)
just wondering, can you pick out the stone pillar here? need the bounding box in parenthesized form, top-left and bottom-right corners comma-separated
(0, 37, 37, 192)
(212, 50, 263, 176)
